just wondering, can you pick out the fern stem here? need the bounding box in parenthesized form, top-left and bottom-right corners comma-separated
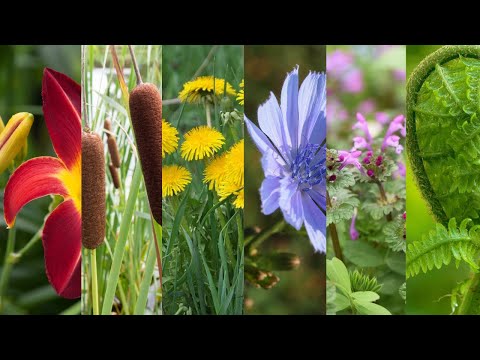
(458, 271, 480, 315)
(374, 180, 393, 222)
(327, 191, 344, 262)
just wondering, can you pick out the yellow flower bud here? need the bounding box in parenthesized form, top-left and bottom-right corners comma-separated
(0, 112, 34, 174)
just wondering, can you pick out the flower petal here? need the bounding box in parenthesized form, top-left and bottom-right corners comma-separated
(301, 193, 326, 252)
(260, 176, 281, 215)
(298, 72, 326, 147)
(42, 199, 81, 299)
(4, 157, 68, 227)
(279, 177, 303, 230)
(245, 115, 283, 160)
(261, 148, 286, 177)
(42, 68, 81, 170)
(258, 92, 291, 161)
(0, 112, 34, 174)
(281, 66, 299, 151)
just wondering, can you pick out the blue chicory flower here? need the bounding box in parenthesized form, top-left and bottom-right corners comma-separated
(245, 66, 326, 252)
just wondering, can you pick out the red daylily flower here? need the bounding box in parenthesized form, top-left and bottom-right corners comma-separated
(3, 68, 81, 299)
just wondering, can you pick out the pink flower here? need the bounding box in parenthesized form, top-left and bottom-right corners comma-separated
(382, 114, 405, 151)
(327, 50, 353, 76)
(341, 69, 364, 93)
(352, 113, 372, 144)
(375, 112, 389, 125)
(396, 161, 406, 178)
(350, 210, 359, 240)
(393, 69, 406, 82)
(358, 99, 376, 114)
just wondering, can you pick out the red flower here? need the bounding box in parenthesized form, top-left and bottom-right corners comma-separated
(3, 68, 81, 299)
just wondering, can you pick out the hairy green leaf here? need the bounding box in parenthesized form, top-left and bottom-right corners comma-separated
(327, 188, 359, 225)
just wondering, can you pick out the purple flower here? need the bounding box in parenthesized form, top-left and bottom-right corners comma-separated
(338, 150, 363, 173)
(396, 161, 406, 178)
(367, 169, 375, 177)
(382, 115, 405, 152)
(393, 69, 406, 82)
(350, 210, 359, 240)
(353, 136, 369, 150)
(358, 99, 376, 114)
(352, 113, 372, 144)
(341, 69, 364, 93)
(375, 156, 383, 166)
(327, 50, 353, 77)
(245, 66, 326, 252)
(327, 97, 348, 122)
(375, 112, 389, 125)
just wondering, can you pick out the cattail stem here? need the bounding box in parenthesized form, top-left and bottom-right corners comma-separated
(81, 45, 89, 128)
(128, 45, 143, 85)
(205, 101, 212, 127)
(327, 191, 344, 262)
(91, 249, 99, 315)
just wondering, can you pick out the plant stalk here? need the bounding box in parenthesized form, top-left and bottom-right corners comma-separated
(375, 180, 393, 221)
(327, 191, 344, 262)
(458, 271, 480, 315)
(91, 249, 99, 315)
(205, 101, 212, 127)
(128, 45, 143, 85)
(0, 227, 16, 311)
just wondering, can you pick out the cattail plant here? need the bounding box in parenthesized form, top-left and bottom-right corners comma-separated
(128, 45, 163, 225)
(81, 131, 106, 249)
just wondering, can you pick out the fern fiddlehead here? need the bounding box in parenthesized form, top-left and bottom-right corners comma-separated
(407, 46, 480, 314)
(407, 45, 480, 224)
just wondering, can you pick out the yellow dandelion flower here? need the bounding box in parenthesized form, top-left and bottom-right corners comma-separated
(181, 126, 225, 161)
(162, 165, 192, 197)
(224, 139, 244, 186)
(179, 76, 236, 104)
(204, 152, 228, 191)
(162, 119, 179, 158)
(218, 179, 244, 209)
(236, 79, 244, 105)
(233, 188, 244, 209)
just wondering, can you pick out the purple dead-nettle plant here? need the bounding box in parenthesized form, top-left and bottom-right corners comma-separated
(245, 66, 327, 252)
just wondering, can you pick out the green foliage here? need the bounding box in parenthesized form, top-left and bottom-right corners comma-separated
(399, 283, 406, 301)
(327, 188, 359, 226)
(350, 269, 382, 293)
(327, 257, 390, 315)
(383, 215, 406, 252)
(407, 46, 480, 225)
(407, 218, 480, 278)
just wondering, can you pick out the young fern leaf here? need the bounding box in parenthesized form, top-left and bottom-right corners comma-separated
(406, 218, 480, 278)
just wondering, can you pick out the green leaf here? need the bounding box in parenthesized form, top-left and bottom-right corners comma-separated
(343, 241, 385, 268)
(351, 291, 379, 302)
(326, 257, 352, 295)
(334, 293, 351, 312)
(327, 188, 359, 225)
(385, 251, 405, 275)
(406, 218, 480, 278)
(355, 300, 391, 315)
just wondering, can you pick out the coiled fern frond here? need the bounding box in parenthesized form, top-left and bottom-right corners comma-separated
(407, 218, 480, 278)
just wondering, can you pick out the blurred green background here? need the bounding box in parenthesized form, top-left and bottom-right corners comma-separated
(244, 45, 326, 315)
(0, 45, 80, 314)
(406, 45, 469, 314)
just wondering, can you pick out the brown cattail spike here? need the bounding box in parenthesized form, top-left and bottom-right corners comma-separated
(82, 131, 106, 249)
(129, 83, 162, 225)
(107, 136, 121, 168)
(109, 163, 120, 189)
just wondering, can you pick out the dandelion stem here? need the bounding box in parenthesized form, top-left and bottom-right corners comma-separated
(205, 101, 212, 127)
(0, 227, 16, 310)
(128, 45, 143, 85)
(327, 191, 344, 262)
(192, 45, 219, 79)
(374, 180, 393, 221)
(91, 249, 99, 315)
